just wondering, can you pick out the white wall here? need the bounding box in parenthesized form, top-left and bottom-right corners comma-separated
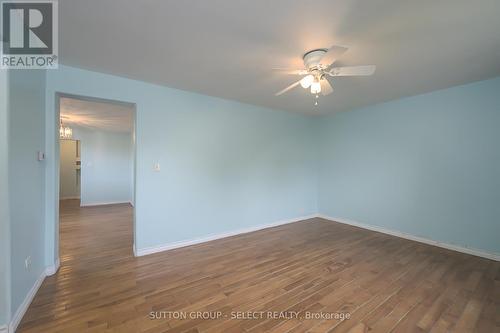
(72, 126, 134, 206)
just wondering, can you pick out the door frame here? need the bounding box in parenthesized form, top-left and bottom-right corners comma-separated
(50, 92, 137, 269)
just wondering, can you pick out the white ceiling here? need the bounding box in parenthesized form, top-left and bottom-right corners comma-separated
(59, 0, 500, 115)
(60, 97, 134, 133)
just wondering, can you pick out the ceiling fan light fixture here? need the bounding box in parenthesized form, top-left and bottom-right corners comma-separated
(300, 75, 314, 89)
(273, 45, 375, 99)
(310, 80, 321, 94)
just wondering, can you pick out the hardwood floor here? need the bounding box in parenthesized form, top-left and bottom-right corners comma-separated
(18, 200, 499, 332)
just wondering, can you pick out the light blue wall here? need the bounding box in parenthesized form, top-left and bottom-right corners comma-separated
(0, 68, 11, 327)
(8, 70, 47, 315)
(71, 126, 134, 206)
(318, 77, 500, 254)
(45, 65, 318, 259)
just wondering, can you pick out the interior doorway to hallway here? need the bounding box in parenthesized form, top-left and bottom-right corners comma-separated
(57, 94, 136, 261)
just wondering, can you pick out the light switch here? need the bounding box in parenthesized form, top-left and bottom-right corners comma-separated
(154, 162, 160, 172)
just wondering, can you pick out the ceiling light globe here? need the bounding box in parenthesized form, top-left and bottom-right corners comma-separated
(300, 75, 314, 89)
(310, 81, 321, 94)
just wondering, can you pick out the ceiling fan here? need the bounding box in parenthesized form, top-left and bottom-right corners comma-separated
(273, 45, 376, 104)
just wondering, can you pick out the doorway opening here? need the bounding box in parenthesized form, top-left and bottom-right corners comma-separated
(57, 94, 136, 262)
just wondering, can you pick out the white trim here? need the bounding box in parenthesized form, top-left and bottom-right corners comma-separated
(129, 201, 135, 207)
(9, 269, 45, 333)
(135, 214, 317, 257)
(80, 200, 132, 207)
(0, 325, 8, 333)
(8, 259, 61, 333)
(45, 258, 60, 276)
(317, 214, 500, 262)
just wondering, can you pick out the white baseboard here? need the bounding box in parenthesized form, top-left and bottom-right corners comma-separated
(9, 269, 46, 333)
(80, 200, 131, 207)
(8, 258, 60, 333)
(0, 325, 8, 333)
(317, 214, 500, 262)
(45, 258, 60, 276)
(135, 214, 317, 257)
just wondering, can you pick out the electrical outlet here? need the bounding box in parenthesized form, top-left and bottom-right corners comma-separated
(154, 162, 160, 172)
(25, 256, 32, 270)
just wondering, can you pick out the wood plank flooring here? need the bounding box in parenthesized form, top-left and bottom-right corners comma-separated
(17, 199, 499, 332)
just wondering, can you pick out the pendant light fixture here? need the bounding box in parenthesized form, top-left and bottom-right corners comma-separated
(59, 119, 73, 139)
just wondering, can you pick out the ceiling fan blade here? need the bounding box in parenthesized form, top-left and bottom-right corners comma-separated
(275, 79, 302, 96)
(319, 45, 348, 67)
(328, 65, 376, 77)
(320, 77, 333, 96)
(272, 68, 308, 75)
